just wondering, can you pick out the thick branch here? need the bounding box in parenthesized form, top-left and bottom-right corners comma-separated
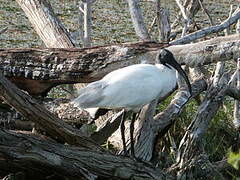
(176, 62, 228, 177)
(0, 129, 168, 179)
(0, 42, 168, 95)
(0, 73, 102, 150)
(0, 35, 239, 95)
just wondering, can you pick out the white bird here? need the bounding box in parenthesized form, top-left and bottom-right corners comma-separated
(73, 49, 192, 156)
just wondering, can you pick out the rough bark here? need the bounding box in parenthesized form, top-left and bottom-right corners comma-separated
(0, 129, 169, 180)
(0, 42, 167, 95)
(0, 73, 102, 151)
(0, 34, 239, 96)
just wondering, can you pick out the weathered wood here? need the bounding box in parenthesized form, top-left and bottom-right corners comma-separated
(176, 62, 229, 178)
(157, 7, 171, 42)
(91, 110, 123, 144)
(171, 7, 240, 45)
(0, 42, 168, 95)
(0, 129, 169, 180)
(0, 73, 102, 151)
(0, 34, 239, 96)
(126, 0, 151, 41)
(16, 0, 75, 48)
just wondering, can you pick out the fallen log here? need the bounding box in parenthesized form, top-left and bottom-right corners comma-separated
(0, 42, 168, 95)
(0, 34, 239, 95)
(0, 129, 169, 179)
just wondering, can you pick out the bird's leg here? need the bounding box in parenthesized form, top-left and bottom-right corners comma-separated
(120, 110, 127, 155)
(130, 113, 137, 157)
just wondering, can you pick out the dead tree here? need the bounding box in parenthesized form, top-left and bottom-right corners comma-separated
(1, 0, 240, 179)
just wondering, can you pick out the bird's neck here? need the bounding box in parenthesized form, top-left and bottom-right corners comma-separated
(155, 64, 176, 72)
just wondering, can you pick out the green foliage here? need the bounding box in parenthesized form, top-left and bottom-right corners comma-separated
(228, 151, 240, 170)
(156, 94, 238, 174)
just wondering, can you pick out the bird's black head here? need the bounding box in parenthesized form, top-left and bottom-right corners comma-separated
(157, 49, 192, 96)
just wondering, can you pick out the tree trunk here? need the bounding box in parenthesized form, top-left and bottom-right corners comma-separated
(16, 0, 75, 48)
(126, 0, 151, 41)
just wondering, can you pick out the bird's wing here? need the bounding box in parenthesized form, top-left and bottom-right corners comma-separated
(72, 81, 107, 108)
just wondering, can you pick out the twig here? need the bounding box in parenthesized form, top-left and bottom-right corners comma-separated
(0, 27, 8, 35)
(197, 0, 214, 26)
(175, 0, 191, 37)
(148, 16, 157, 33)
(170, 7, 240, 45)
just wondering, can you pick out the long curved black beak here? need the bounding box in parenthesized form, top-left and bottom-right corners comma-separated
(168, 59, 192, 96)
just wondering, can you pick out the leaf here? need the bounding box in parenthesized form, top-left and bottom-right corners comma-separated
(228, 151, 240, 170)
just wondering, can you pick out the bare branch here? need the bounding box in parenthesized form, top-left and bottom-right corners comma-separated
(126, 0, 151, 40)
(157, 7, 171, 42)
(153, 78, 207, 135)
(197, 0, 214, 26)
(170, 7, 240, 45)
(175, 0, 191, 37)
(79, 0, 93, 47)
(0, 27, 7, 35)
(176, 61, 228, 176)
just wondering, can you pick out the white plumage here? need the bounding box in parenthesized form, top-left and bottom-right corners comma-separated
(74, 64, 177, 112)
(73, 49, 192, 157)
